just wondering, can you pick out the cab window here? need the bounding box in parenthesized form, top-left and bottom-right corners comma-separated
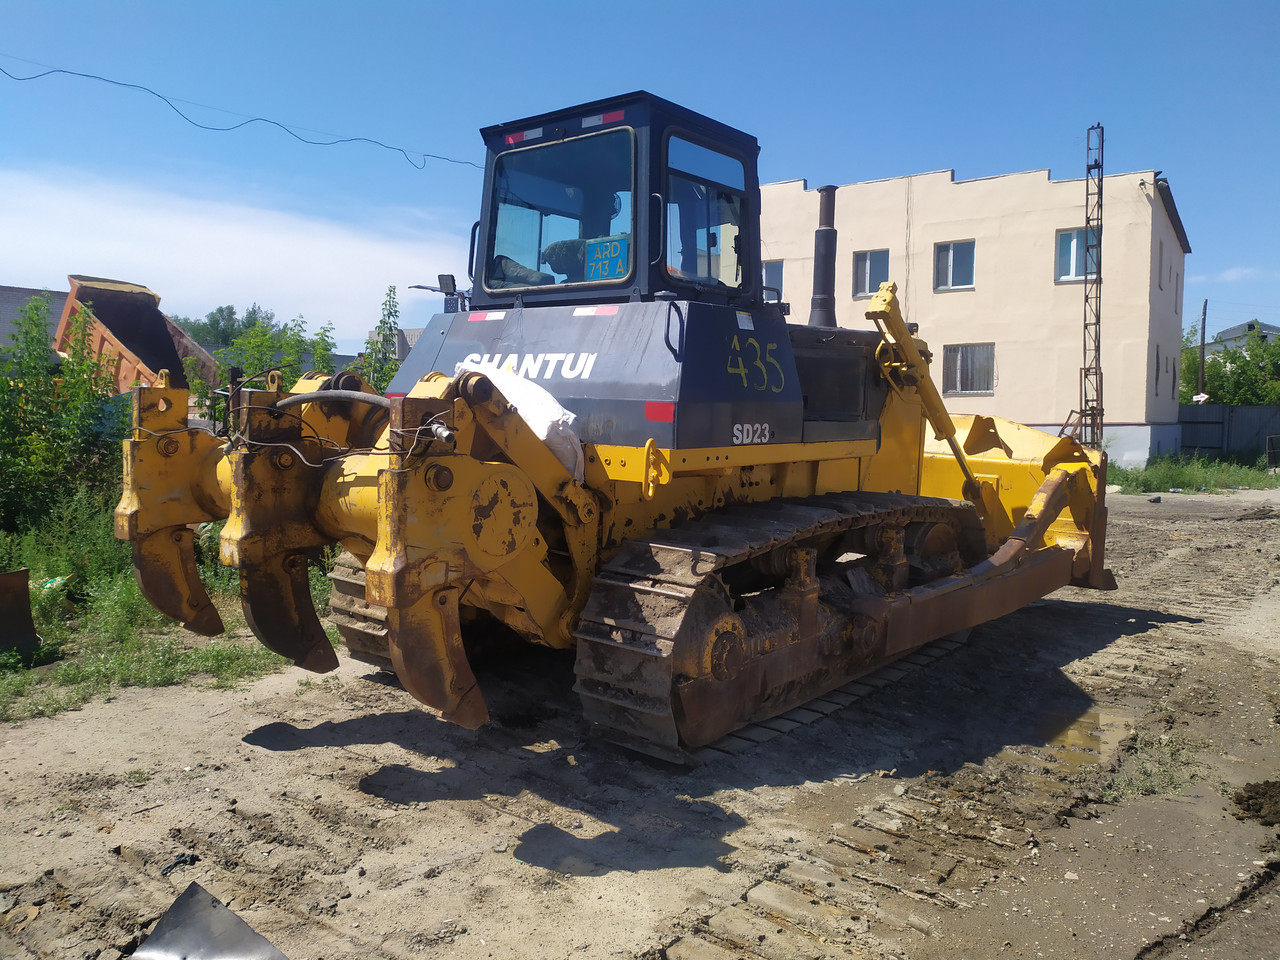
(486, 128, 633, 290)
(666, 136, 747, 290)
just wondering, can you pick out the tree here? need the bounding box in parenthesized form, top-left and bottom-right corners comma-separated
(173, 303, 277, 347)
(0, 295, 124, 531)
(1178, 326, 1203, 404)
(1180, 322, 1280, 406)
(182, 311, 337, 421)
(356, 286, 402, 394)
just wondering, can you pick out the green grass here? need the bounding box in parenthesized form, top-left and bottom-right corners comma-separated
(1, 628, 291, 722)
(1109, 453, 1280, 495)
(1, 487, 341, 724)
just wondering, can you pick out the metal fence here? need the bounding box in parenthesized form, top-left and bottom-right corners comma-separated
(1180, 404, 1280, 461)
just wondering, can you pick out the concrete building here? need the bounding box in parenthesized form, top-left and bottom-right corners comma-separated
(760, 169, 1191, 467)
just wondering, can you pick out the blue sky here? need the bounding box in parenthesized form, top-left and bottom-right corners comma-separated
(2, 0, 1276, 352)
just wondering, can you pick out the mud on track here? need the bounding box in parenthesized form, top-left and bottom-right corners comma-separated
(2, 490, 1278, 959)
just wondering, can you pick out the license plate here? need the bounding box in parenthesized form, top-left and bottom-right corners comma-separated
(586, 237, 628, 280)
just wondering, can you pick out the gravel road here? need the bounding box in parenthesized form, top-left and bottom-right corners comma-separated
(2, 489, 1278, 959)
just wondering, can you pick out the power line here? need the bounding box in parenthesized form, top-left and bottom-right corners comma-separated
(0, 55, 482, 171)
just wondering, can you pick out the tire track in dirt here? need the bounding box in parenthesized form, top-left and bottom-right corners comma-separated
(655, 495, 1280, 959)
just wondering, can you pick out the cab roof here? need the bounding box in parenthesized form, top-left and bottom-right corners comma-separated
(480, 90, 758, 156)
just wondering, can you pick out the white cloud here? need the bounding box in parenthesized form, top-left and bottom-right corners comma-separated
(0, 168, 469, 342)
(1187, 266, 1272, 285)
(1213, 266, 1260, 283)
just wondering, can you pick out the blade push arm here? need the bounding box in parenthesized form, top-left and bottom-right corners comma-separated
(865, 281, 982, 506)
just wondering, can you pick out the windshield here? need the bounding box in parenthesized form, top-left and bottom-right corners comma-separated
(666, 136, 746, 290)
(486, 128, 634, 290)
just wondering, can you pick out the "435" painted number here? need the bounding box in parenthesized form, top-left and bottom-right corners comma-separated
(726, 336, 785, 393)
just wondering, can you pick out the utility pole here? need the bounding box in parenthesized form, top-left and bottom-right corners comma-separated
(1197, 299, 1208, 396)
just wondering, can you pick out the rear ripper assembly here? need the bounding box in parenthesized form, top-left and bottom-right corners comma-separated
(117, 92, 1112, 762)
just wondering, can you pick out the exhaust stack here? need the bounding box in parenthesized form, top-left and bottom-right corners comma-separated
(807, 185, 838, 328)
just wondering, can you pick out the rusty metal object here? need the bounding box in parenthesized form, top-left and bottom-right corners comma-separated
(220, 386, 336, 672)
(387, 587, 488, 729)
(129, 528, 223, 636)
(0, 569, 41, 659)
(115, 371, 227, 635)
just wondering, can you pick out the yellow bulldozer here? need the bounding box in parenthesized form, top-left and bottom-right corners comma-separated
(116, 92, 1112, 762)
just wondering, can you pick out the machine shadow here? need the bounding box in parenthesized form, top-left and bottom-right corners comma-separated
(242, 594, 1196, 875)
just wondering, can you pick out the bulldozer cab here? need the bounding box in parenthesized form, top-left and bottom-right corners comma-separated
(470, 91, 763, 310)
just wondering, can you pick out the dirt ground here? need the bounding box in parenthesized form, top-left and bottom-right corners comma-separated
(2, 489, 1278, 960)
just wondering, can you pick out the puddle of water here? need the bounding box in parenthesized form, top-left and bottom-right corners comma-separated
(1036, 708, 1135, 773)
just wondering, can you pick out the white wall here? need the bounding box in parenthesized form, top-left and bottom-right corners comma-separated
(761, 168, 1188, 461)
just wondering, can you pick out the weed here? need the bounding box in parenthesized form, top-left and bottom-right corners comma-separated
(0, 486, 132, 585)
(1109, 454, 1280, 495)
(52, 797, 85, 816)
(0, 670, 37, 722)
(310, 544, 340, 616)
(1099, 729, 1205, 804)
(84, 575, 168, 643)
(125, 768, 153, 786)
(185, 640, 288, 687)
(193, 521, 238, 598)
(296, 675, 342, 696)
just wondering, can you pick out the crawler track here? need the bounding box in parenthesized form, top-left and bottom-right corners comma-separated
(573, 492, 987, 762)
(328, 551, 393, 670)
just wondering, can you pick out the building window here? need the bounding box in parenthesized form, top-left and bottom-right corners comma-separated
(762, 260, 784, 302)
(1158, 240, 1164, 289)
(853, 249, 889, 297)
(1055, 228, 1098, 282)
(942, 343, 995, 396)
(934, 241, 975, 290)
(1175, 272, 1180, 313)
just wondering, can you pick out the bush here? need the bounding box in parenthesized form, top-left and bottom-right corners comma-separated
(0, 296, 125, 532)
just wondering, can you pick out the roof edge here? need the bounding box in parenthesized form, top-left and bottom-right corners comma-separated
(1155, 180, 1192, 254)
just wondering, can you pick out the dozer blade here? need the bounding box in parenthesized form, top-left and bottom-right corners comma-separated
(131, 527, 224, 636)
(239, 550, 338, 673)
(0, 568, 42, 658)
